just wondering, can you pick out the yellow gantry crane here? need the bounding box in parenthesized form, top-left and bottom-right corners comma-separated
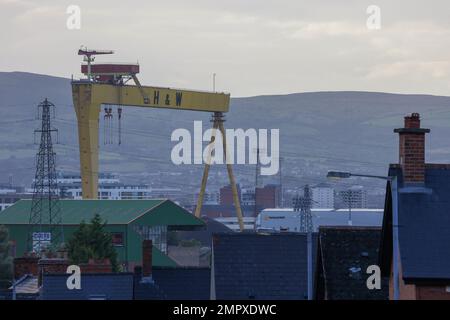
(72, 47, 244, 231)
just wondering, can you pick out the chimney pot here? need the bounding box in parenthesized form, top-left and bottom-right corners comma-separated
(404, 113, 421, 129)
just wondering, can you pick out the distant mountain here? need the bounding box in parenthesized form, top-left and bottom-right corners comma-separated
(1, 71, 450, 193)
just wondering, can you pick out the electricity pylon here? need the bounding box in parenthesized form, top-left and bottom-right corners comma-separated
(27, 99, 64, 254)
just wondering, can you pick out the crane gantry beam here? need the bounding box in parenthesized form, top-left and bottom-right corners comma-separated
(71, 58, 244, 230)
(72, 81, 229, 197)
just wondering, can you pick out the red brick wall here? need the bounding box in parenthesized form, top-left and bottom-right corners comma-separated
(13, 257, 39, 279)
(390, 261, 450, 300)
(399, 133, 426, 182)
(255, 185, 279, 209)
(79, 259, 112, 273)
(142, 240, 152, 277)
(220, 185, 241, 205)
(416, 286, 450, 300)
(397, 113, 429, 183)
(38, 259, 70, 286)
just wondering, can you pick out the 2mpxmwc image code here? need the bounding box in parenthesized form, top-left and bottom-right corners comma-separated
(0, 0, 450, 317)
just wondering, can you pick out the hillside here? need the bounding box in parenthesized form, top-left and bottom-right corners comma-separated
(1, 72, 450, 196)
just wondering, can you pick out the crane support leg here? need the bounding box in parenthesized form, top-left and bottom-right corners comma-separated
(218, 118, 245, 232)
(72, 83, 100, 199)
(194, 116, 219, 218)
(194, 112, 245, 232)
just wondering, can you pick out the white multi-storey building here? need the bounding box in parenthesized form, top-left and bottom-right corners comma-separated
(311, 184, 335, 209)
(55, 173, 182, 200)
(0, 186, 32, 211)
(339, 185, 368, 209)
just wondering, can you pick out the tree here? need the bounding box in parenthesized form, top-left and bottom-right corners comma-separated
(66, 214, 119, 272)
(0, 225, 13, 289)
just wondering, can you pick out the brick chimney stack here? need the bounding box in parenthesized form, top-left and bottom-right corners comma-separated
(141, 240, 153, 282)
(394, 113, 430, 183)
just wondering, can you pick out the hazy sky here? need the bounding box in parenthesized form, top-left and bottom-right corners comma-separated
(1, 0, 450, 97)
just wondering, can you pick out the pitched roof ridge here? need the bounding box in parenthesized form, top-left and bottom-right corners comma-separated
(127, 199, 169, 224)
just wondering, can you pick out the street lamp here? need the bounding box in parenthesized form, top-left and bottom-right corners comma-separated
(327, 170, 399, 300)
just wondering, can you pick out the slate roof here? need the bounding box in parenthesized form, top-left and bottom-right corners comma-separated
(316, 226, 388, 300)
(212, 232, 317, 300)
(133, 275, 164, 300)
(0, 199, 204, 228)
(41, 273, 134, 300)
(135, 267, 210, 300)
(380, 165, 450, 282)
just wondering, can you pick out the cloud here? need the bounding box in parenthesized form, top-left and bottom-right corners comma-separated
(268, 20, 368, 39)
(13, 5, 62, 23)
(365, 60, 450, 80)
(217, 13, 259, 25)
(1, 0, 450, 96)
(0, 0, 33, 6)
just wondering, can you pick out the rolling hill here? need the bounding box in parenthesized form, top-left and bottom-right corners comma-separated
(1, 71, 450, 196)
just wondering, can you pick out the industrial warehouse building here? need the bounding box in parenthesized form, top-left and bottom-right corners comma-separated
(0, 199, 204, 270)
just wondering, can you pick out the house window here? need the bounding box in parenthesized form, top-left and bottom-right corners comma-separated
(111, 233, 124, 246)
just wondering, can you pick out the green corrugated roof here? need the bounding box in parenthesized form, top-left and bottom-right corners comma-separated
(152, 246, 178, 267)
(0, 199, 202, 226)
